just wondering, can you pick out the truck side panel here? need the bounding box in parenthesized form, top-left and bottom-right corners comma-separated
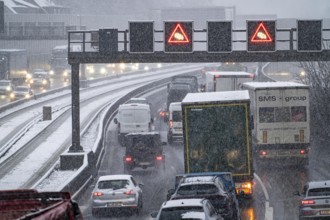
(182, 102, 252, 177)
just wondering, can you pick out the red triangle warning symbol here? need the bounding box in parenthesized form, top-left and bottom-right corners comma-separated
(168, 23, 190, 43)
(251, 23, 273, 42)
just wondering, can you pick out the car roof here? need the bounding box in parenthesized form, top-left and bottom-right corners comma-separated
(126, 131, 160, 137)
(307, 180, 330, 189)
(97, 175, 132, 182)
(161, 198, 205, 208)
(180, 176, 217, 186)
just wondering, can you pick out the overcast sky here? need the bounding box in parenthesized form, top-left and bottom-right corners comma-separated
(209, 0, 330, 18)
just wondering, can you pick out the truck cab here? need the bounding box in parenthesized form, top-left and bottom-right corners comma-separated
(167, 102, 183, 144)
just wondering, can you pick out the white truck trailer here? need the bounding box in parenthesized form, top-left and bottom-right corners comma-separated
(242, 81, 310, 165)
(204, 71, 255, 92)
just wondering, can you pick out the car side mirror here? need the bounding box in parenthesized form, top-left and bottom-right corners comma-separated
(138, 183, 144, 188)
(114, 118, 118, 124)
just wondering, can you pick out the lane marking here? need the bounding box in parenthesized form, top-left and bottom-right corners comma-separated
(254, 173, 273, 220)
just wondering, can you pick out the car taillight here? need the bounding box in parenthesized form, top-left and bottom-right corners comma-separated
(301, 200, 315, 205)
(93, 192, 104, 197)
(300, 150, 306, 154)
(124, 156, 133, 162)
(261, 151, 267, 156)
(124, 189, 135, 195)
(156, 155, 163, 160)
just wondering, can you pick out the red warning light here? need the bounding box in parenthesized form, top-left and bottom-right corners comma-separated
(251, 23, 272, 42)
(168, 23, 190, 43)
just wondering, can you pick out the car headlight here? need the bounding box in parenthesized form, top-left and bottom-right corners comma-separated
(63, 71, 68, 77)
(42, 80, 47, 85)
(10, 93, 15, 99)
(6, 86, 12, 91)
(25, 94, 30, 98)
(49, 70, 54, 75)
(30, 79, 34, 84)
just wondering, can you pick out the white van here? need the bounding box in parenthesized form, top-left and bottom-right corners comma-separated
(114, 103, 153, 145)
(167, 102, 183, 144)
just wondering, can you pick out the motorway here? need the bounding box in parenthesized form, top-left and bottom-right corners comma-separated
(1, 62, 330, 220)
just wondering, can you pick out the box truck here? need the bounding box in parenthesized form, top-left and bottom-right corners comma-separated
(181, 91, 254, 197)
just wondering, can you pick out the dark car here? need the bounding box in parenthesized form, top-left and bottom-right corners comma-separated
(294, 180, 330, 219)
(168, 174, 239, 220)
(123, 132, 165, 173)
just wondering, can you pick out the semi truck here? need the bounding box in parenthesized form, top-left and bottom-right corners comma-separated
(242, 81, 310, 165)
(204, 71, 255, 92)
(181, 90, 254, 197)
(0, 49, 28, 85)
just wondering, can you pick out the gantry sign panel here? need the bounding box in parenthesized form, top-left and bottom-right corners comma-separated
(129, 21, 154, 53)
(297, 20, 322, 52)
(164, 21, 193, 53)
(207, 21, 232, 53)
(247, 20, 276, 52)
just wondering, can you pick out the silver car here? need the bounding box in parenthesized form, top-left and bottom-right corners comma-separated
(151, 198, 224, 220)
(295, 180, 330, 219)
(91, 174, 143, 217)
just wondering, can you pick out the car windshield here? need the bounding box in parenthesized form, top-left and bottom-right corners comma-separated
(177, 184, 219, 195)
(131, 136, 158, 148)
(97, 180, 129, 190)
(308, 187, 330, 196)
(159, 206, 204, 220)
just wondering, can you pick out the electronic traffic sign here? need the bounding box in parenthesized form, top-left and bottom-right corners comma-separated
(297, 20, 322, 52)
(164, 21, 193, 53)
(129, 21, 154, 53)
(207, 21, 232, 53)
(247, 20, 276, 52)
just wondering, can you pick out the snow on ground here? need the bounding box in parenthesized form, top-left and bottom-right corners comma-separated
(0, 64, 204, 191)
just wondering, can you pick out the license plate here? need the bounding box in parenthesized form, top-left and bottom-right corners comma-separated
(108, 202, 121, 207)
(139, 162, 150, 165)
(320, 210, 330, 215)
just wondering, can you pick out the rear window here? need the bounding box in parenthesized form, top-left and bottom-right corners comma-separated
(98, 180, 129, 189)
(308, 187, 330, 197)
(130, 136, 160, 148)
(159, 206, 204, 220)
(177, 184, 219, 195)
